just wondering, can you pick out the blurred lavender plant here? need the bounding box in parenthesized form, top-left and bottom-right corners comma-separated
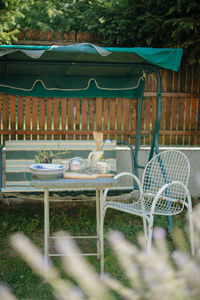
(1, 205, 200, 299)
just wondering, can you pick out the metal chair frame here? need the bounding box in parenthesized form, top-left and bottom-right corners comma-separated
(100, 150, 195, 272)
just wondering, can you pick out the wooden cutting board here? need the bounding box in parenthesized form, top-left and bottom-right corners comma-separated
(63, 172, 114, 179)
(96, 173, 115, 178)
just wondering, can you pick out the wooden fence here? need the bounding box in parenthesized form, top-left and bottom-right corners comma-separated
(14, 29, 100, 45)
(0, 29, 200, 146)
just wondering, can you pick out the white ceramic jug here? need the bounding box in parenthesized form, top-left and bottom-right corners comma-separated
(88, 151, 104, 170)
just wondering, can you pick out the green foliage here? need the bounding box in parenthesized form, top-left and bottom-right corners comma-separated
(34, 148, 54, 164)
(82, 0, 200, 65)
(15, 0, 91, 32)
(0, 0, 30, 44)
(1, 0, 200, 65)
(14, 0, 199, 65)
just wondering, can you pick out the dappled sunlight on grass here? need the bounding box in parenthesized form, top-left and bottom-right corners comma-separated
(0, 200, 189, 299)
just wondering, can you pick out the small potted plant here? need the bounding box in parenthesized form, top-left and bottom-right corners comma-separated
(34, 145, 70, 164)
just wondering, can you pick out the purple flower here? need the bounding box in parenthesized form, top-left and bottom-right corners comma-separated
(153, 227, 166, 239)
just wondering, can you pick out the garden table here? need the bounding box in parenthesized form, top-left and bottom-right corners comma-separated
(30, 177, 117, 274)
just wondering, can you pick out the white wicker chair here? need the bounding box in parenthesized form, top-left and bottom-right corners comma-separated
(101, 150, 195, 259)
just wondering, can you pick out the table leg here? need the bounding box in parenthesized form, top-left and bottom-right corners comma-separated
(96, 188, 100, 259)
(44, 188, 49, 268)
(99, 188, 104, 275)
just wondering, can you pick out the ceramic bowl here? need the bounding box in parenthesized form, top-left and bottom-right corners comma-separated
(30, 163, 66, 180)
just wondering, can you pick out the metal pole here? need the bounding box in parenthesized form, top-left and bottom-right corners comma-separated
(96, 188, 100, 259)
(148, 67, 162, 160)
(134, 96, 143, 178)
(99, 188, 104, 275)
(44, 187, 49, 269)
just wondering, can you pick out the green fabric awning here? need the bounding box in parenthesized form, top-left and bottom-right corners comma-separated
(0, 43, 183, 98)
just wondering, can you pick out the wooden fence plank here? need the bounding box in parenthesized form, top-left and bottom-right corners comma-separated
(122, 98, 130, 143)
(25, 29, 32, 40)
(55, 30, 62, 41)
(116, 98, 123, 142)
(25, 96, 31, 140)
(173, 67, 180, 92)
(89, 98, 95, 140)
(47, 30, 54, 41)
(144, 98, 151, 145)
(39, 30, 47, 41)
(197, 98, 200, 145)
(184, 97, 191, 145)
(158, 97, 164, 145)
(53, 97, 60, 140)
(39, 97, 45, 140)
(75, 98, 81, 140)
(83, 31, 91, 42)
(151, 96, 157, 141)
(32, 29, 38, 40)
(17, 29, 24, 40)
(10, 95, 16, 140)
(17, 96, 24, 140)
(46, 97, 53, 140)
(68, 97, 74, 140)
(96, 98, 103, 131)
(110, 98, 116, 141)
(130, 99, 137, 145)
(77, 32, 83, 42)
(103, 98, 109, 134)
(164, 68, 173, 145)
(68, 30, 76, 42)
(171, 97, 178, 144)
(190, 98, 197, 145)
(163, 97, 171, 145)
(81, 98, 89, 140)
(63, 31, 68, 42)
(61, 97, 67, 140)
(177, 97, 185, 145)
(32, 97, 38, 140)
(141, 99, 146, 145)
(180, 62, 186, 92)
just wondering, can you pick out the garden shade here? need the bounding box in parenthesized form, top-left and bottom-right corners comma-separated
(0, 43, 183, 233)
(0, 43, 183, 97)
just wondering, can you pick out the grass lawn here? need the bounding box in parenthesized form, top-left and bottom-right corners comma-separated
(0, 196, 189, 300)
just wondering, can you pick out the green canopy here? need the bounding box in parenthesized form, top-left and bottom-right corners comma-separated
(0, 43, 183, 98)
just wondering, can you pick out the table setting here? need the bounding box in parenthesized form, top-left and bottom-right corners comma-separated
(29, 132, 115, 181)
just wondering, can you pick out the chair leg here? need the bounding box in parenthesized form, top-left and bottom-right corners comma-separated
(142, 216, 148, 240)
(100, 208, 106, 275)
(147, 213, 154, 253)
(188, 208, 195, 255)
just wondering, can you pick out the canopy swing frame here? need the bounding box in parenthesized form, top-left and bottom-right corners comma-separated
(0, 44, 183, 232)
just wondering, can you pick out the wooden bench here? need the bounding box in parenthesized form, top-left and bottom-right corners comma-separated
(0, 140, 116, 193)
